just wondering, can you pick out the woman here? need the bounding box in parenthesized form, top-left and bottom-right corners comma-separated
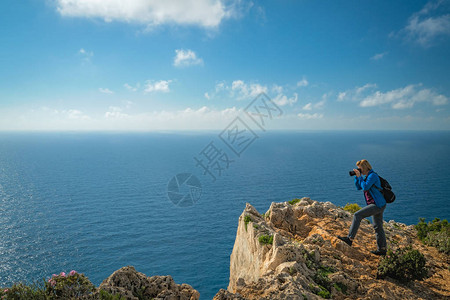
(338, 159, 387, 255)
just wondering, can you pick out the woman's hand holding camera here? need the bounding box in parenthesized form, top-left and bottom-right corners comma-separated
(353, 168, 361, 177)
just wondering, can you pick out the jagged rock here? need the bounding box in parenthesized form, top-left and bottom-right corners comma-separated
(213, 288, 245, 299)
(226, 198, 450, 299)
(98, 266, 199, 300)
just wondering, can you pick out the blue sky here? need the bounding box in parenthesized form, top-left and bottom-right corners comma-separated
(0, 0, 449, 130)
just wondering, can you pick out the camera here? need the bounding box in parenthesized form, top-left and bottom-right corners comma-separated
(349, 168, 362, 176)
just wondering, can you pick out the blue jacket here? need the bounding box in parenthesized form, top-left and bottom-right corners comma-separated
(354, 169, 386, 208)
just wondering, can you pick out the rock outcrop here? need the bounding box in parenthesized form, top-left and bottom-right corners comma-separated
(220, 198, 449, 300)
(98, 266, 199, 300)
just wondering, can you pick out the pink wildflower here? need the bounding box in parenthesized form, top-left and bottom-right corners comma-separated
(69, 270, 77, 276)
(3, 289, 8, 293)
(60, 272, 66, 277)
(52, 274, 58, 278)
(50, 280, 56, 287)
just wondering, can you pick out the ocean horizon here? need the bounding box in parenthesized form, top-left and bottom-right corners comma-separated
(1, 130, 449, 299)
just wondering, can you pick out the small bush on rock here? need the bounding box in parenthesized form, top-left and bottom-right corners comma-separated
(0, 282, 46, 300)
(258, 235, 273, 245)
(288, 198, 301, 205)
(415, 218, 450, 254)
(343, 203, 361, 214)
(244, 215, 252, 231)
(45, 270, 96, 299)
(377, 246, 427, 283)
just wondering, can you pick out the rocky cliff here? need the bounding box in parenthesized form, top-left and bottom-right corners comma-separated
(217, 198, 449, 299)
(6, 198, 446, 299)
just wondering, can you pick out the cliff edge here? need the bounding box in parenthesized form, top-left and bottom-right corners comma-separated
(219, 198, 449, 300)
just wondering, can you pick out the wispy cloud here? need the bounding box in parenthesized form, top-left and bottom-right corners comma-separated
(337, 83, 377, 102)
(206, 79, 300, 106)
(370, 52, 388, 60)
(302, 103, 312, 111)
(99, 88, 114, 94)
(231, 80, 268, 100)
(144, 80, 172, 93)
(302, 99, 325, 110)
(173, 49, 203, 67)
(56, 0, 241, 29)
(297, 113, 323, 119)
(297, 77, 309, 87)
(78, 48, 93, 63)
(360, 84, 448, 109)
(124, 83, 140, 92)
(104, 106, 129, 119)
(273, 93, 298, 106)
(395, 0, 450, 47)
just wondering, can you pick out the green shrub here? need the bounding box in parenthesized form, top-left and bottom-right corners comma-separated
(317, 286, 331, 299)
(309, 283, 331, 299)
(99, 289, 126, 300)
(415, 218, 450, 254)
(0, 282, 46, 300)
(258, 235, 273, 245)
(377, 246, 427, 283)
(426, 231, 450, 254)
(333, 282, 347, 294)
(343, 203, 361, 214)
(313, 266, 333, 289)
(45, 271, 96, 299)
(288, 198, 301, 205)
(244, 215, 252, 231)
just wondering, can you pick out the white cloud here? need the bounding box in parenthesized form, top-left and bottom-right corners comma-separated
(79, 48, 93, 56)
(204, 92, 210, 100)
(99, 88, 114, 94)
(105, 106, 129, 119)
(231, 80, 268, 100)
(399, 0, 450, 47)
(360, 84, 448, 109)
(144, 80, 172, 93)
(124, 83, 139, 92)
(315, 99, 326, 109)
(370, 52, 388, 60)
(337, 83, 377, 102)
(78, 48, 93, 63)
(302, 99, 325, 110)
(56, 0, 238, 28)
(37, 108, 91, 121)
(297, 113, 323, 120)
(100, 105, 241, 129)
(302, 103, 312, 111)
(272, 84, 283, 94)
(215, 82, 225, 92)
(66, 109, 90, 120)
(273, 93, 298, 106)
(337, 92, 347, 102)
(356, 83, 377, 95)
(297, 77, 309, 87)
(173, 49, 203, 67)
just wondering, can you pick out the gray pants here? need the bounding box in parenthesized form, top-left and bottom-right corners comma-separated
(348, 204, 386, 250)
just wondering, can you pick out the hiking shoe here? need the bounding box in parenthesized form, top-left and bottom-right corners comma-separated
(371, 249, 387, 256)
(337, 236, 353, 246)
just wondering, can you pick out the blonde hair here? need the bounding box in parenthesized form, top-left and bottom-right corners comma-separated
(356, 159, 372, 172)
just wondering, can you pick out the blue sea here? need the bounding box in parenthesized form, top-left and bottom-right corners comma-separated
(0, 131, 449, 299)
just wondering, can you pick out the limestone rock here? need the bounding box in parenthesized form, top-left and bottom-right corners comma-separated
(226, 198, 450, 299)
(99, 266, 199, 300)
(213, 289, 245, 300)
